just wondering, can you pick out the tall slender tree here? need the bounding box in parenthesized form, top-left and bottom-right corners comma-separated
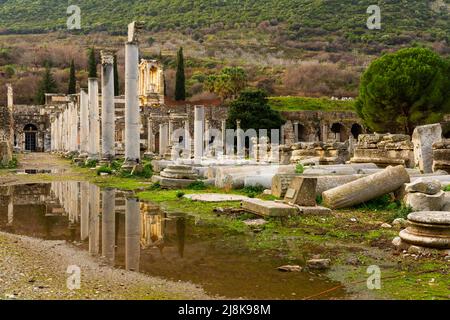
(88, 48, 97, 78)
(113, 54, 120, 96)
(174, 47, 186, 101)
(67, 59, 77, 94)
(36, 64, 57, 104)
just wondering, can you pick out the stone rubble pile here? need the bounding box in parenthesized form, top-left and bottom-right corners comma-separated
(350, 133, 415, 168)
(289, 141, 350, 165)
(432, 139, 450, 173)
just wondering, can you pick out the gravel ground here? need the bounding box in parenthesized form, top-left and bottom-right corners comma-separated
(0, 232, 212, 300)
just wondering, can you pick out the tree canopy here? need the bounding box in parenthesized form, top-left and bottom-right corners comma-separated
(88, 48, 97, 78)
(205, 67, 247, 100)
(175, 47, 186, 101)
(227, 89, 284, 132)
(67, 59, 76, 94)
(35, 65, 57, 104)
(356, 47, 450, 134)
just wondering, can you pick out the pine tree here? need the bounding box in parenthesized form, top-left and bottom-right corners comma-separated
(174, 47, 186, 101)
(36, 65, 57, 104)
(113, 54, 120, 96)
(67, 59, 77, 94)
(88, 48, 97, 78)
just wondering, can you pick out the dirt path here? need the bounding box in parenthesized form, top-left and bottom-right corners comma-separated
(16, 153, 72, 171)
(0, 231, 211, 300)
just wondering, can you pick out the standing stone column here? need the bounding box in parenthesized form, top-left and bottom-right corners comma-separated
(194, 105, 205, 163)
(168, 119, 174, 147)
(294, 122, 299, 143)
(125, 196, 141, 271)
(147, 118, 154, 154)
(236, 119, 244, 159)
(184, 119, 191, 158)
(159, 123, 168, 156)
(102, 188, 116, 265)
(122, 24, 141, 169)
(221, 120, 226, 157)
(79, 89, 89, 157)
(88, 78, 100, 160)
(7, 192, 13, 226)
(101, 52, 116, 163)
(71, 102, 79, 153)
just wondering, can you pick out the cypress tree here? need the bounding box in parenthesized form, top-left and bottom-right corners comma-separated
(174, 47, 186, 101)
(67, 59, 77, 94)
(88, 48, 97, 78)
(36, 65, 57, 104)
(113, 54, 120, 96)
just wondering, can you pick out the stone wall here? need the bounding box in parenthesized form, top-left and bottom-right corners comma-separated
(350, 133, 415, 168)
(281, 110, 364, 143)
(432, 139, 450, 173)
(13, 105, 50, 152)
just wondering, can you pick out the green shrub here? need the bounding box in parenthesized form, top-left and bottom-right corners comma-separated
(0, 156, 18, 169)
(96, 166, 112, 176)
(148, 182, 161, 190)
(110, 159, 124, 171)
(295, 163, 304, 174)
(444, 185, 450, 192)
(84, 159, 98, 168)
(133, 162, 153, 179)
(241, 185, 265, 196)
(187, 181, 207, 190)
(176, 190, 185, 198)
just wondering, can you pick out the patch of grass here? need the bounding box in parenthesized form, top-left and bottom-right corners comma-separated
(269, 96, 355, 112)
(96, 166, 112, 176)
(444, 185, 450, 192)
(176, 190, 185, 199)
(0, 156, 18, 169)
(240, 185, 265, 198)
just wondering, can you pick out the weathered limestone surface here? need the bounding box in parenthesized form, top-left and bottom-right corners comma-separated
(290, 141, 350, 165)
(412, 124, 442, 174)
(160, 165, 199, 180)
(297, 206, 332, 216)
(284, 177, 317, 206)
(272, 174, 298, 198)
(399, 211, 450, 249)
(404, 191, 445, 212)
(0, 141, 12, 166)
(350, 134, 414, 168)
(242, 198, 298, 217)
(404, 178, 442, 195)
(151, 175, 197, 189)
(432, 139, 450, 173)
(184, 194, 249, 202)
(322, 165, 410, 209)
(244, 175, 274, 189)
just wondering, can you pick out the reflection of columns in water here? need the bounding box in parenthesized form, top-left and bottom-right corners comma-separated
(80, 182, 89, 241)
(176, 217, 186, 258)
(89, 184, 100, 255)
(125, 197, 141, 271)
(7, 192, 13, 226)
(102, 188, 116, 265)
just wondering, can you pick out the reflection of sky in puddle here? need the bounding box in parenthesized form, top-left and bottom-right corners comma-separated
(0, 182, 347, 300)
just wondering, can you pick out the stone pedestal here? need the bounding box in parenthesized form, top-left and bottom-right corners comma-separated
(284, 177, 317, 206)
(412, 124, 442, 174)
(399, 211, 450, 249)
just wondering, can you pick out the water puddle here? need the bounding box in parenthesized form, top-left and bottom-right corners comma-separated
(15, 169, 66, 175)
(0, 182, 347, 299)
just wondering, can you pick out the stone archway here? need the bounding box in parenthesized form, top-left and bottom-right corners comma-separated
(330, 123, 348, 142)
(24, 124, 38, 152)
(351, 123, 363, 139)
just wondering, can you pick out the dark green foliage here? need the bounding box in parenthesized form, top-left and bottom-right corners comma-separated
(84, 159, 98, 168)
(175, 47, 186, 101)
(187, 181, 207, 190)
(113, 54, 119, 96)
(356, 48, 450, 134)
(241, 185, 265, 198)
(88, 48, 97, 78)
(205, 67, 247, 100)
(176, 190, 185, 198)
(35, 64, 57, 104)
(96, 166, 112, 175)
(148, 182, 161, 190)
(67, 59, 76, 94)
(444, 185, 450, 192)
(0, 156, 18, 169)
(295, 163, 304, 174)
(227, 89, 284, 131)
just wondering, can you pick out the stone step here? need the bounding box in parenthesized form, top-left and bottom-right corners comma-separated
(241, 198, 298, 217)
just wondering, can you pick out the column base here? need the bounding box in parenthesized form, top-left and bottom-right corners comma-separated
(121, 159, 142, 173)
(143, 152, 156, 160)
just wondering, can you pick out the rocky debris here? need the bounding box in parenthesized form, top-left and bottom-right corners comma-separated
(284, 177, 317, 206)
(296, 206, 332, 216)
(290, 141, 350, 165)
(405, 178, 442, 195)
(306, 259, 331, 270)
(185, 194, 249, 202)
(322, 165, 410, 209)
(404, 191, 445, 212)
(392, 218, 408, 228)
(350, 133, 415, 168)
(277, 265, 302, 272)
(243, 219, 268, 227)
(241, 198, 298, 217)
(381, 223, 392, 229)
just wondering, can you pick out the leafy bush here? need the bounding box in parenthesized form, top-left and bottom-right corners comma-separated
(444, 185, 450, 192)
(176, 191, 185, 198)
(0, 156, 18, 169)
(148, 182, 161, 190)
(241, 185, 265, 197)
(295, 163, 304, 174)
(187, 181, 207, 190)
(84, 159, 98, 168)
(96, 166, 112, 176)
